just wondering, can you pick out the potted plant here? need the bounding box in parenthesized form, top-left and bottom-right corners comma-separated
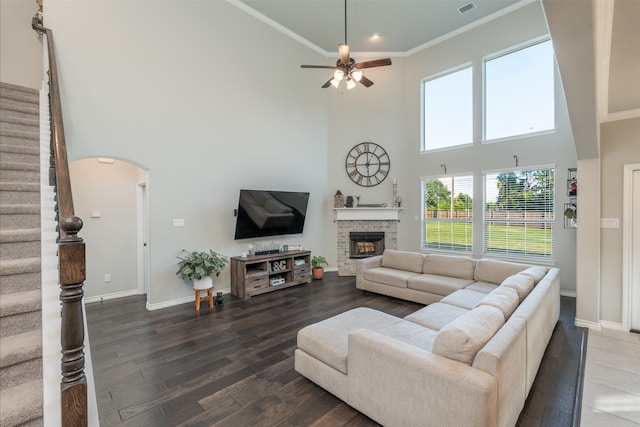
(176, 250, 228, 289)
(564, 204, 577, 228)
(311, 255, 328, 280)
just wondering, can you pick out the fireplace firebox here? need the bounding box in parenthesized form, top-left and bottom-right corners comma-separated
(349, 232, 385, 259)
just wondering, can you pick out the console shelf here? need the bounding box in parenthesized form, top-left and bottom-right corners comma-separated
(230, 250, 312, 300)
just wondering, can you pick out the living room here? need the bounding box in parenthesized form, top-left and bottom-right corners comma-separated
(1, 0, 639, 425)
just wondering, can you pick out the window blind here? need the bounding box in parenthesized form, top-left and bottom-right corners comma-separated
(423, 175, 473, 252)
(483, 168, 554, 260)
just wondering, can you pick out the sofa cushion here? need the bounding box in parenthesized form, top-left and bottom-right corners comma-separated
(475, 286, 520, 319)
(363, 267, 418, 288)
(465, 282, 499, 294)
(404, 303, 469, 331)
(381, 249, 425, 273)
(439, 289, 487, 310)
(518, 266, 548, 284)
(432, 305, 506, 365)
(501, 274, 535, 302)
(423, 254, 476, 280)
(407, 274, 474, 296)
(297, 307, 437, 374)
(474, 259, 530, 285)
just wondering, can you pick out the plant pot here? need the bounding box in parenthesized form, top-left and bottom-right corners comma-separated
(312, 267, 324, 280)
(193, 276, 213, 290)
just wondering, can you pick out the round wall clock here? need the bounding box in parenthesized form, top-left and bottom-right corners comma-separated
(345, 142, 390, 187)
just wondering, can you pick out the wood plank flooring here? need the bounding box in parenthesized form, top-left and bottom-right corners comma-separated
(86, 273, 583, 426)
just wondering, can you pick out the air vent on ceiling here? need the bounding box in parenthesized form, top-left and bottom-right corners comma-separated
(458, 2, 476, 14)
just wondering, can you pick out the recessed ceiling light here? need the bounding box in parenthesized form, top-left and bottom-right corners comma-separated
(370, 32, 381, 41)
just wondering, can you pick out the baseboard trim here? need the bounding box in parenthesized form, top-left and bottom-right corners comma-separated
(575, 318, 601, 330)
(560, 290, 577, 298)
(599, 320, 624, 331)
(84, 289, 140, 304)
(145, 287, 232, 311)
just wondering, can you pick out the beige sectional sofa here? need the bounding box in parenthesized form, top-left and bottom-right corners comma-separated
(295, 249, 560, 427)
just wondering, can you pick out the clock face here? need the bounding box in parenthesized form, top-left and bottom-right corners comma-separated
(345, 142, 390, 187)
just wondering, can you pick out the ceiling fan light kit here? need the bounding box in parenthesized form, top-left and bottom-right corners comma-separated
(301, 0, 392, 90)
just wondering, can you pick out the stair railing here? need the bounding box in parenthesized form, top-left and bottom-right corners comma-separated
(32, 16, 88, 427)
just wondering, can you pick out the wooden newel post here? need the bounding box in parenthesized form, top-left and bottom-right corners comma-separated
(59, 216, 88, 427)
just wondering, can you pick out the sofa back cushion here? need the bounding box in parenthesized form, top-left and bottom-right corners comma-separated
(475, 286, 520, 319)
(474, 259, 530, 285)
(501, 274, 535, 302)
(423, 254, 476, 280)
(518, 266, 548, 284)
(432, 305, 505, 365)
(381, 250, 425, 273)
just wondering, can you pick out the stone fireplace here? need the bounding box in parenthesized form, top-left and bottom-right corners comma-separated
(335, 208, 401, 276)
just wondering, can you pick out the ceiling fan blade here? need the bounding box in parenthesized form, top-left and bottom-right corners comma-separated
(338, 44, 350, 66)
(354, 58, 392, 69)
(358, 75, 374, 87)
(301, 65, 336, 69)
(321, 79, 333, 89)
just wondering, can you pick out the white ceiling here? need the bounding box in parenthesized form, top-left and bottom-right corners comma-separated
(235, 0, 522, 55)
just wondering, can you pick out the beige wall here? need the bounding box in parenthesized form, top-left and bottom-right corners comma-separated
(0, 0, 42, 89)
(599, 117, 640, 323)
(69, 158, 142, 300)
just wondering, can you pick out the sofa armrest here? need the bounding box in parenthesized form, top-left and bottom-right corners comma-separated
(347, 329, 498, 427)
(355, 255, 382, 291)
(356, 255, 382, 272)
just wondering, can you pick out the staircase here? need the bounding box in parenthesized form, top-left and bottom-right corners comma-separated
(0, 82, 44, 426)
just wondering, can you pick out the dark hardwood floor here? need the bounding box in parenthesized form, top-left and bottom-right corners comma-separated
(86, 273, 584, 426)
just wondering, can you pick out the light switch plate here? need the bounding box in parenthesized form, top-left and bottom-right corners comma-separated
(601, 218, 620, 228)
(173, 218, 185, 227)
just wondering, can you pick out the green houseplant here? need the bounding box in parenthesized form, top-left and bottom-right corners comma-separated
(311, 255, 328, 280)
(176, 250, 228, 282)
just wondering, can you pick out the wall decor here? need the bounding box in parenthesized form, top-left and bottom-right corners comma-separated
(345, 142, 390, 187)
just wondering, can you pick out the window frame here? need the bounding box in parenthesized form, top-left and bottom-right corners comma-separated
(482, 165, 556, 263)
(420, 63, 473, 153)
(421, 174, 474, 254)
(482, 37, 555, 143)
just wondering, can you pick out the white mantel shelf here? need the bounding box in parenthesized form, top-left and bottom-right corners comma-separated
(334, 207, 403, 221)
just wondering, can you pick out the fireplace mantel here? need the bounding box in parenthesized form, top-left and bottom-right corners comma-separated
(334, 207, 403, 221)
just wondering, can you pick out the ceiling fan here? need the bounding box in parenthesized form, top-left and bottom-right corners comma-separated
(300, 0, 392, 89)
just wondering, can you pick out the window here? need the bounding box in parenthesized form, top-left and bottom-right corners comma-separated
(484, 39, 555, 140)
(422, 175, 473, 252)
(484, 168, 554, 260)
(422, 66, 472, 151)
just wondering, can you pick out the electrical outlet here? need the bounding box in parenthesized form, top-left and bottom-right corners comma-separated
(104, 274, 111, 283)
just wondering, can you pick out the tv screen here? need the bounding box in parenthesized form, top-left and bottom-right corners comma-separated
(234, 189, 310, 240)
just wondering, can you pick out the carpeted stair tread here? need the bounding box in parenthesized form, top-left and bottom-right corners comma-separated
(0, 182, 40, 205)
(0, 83, 39, 103)
(0, 128, 39, 141)
(0, 182, 40, 192)
(0, 257, 41, 276)
(0, 204, 40, 215)
(0, 162, 39, 172)
(0, 99, 39, 117)
(0, 290, 41, 318)
(0, 112, 39, 128)
(0, 330, 42, 369)
(0, 229, 41, 243)
(0, 143, 40, 155)
(0, 379, 43, 426)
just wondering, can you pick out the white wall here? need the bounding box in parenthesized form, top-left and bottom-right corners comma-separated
(69, 158, 141, 300)
(46, 1, 329, 307)
(0, 0, 42, 88)
(326, 1, 578, 293)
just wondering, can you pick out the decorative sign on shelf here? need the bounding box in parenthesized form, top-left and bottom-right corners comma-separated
(268, 260, 287, 272)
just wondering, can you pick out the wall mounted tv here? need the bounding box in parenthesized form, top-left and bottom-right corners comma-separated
(234, 189, 310, 240)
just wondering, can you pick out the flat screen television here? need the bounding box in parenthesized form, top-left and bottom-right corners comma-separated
(234, 189, 310, 240)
